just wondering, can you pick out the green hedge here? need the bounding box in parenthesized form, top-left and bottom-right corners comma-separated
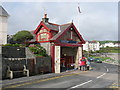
(28, 45, 47, 56)
(3, 44, 25, 47)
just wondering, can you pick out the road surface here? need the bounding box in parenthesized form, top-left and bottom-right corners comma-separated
(2, 62, 119, 89)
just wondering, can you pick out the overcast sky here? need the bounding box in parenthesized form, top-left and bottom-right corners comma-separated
(2, 2, 118, 41)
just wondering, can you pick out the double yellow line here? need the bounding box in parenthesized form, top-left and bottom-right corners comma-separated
(3, 71, 88, 89)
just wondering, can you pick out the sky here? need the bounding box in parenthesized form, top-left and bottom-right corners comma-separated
(1, 1, 118, 41)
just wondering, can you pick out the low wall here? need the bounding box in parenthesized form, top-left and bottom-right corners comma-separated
(2, 46, 26, 58)
(35, 56, 52, 74)
(2, 58, 27, 79)
(1, 46, 52, 79)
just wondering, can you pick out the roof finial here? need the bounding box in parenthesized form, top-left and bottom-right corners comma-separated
(43, 7, 47, 18)
(72, 20, 73, 23)
(44, 13, 47, 18)
(42, 7, 49, 23)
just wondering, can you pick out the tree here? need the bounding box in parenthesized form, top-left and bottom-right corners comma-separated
(13, 30, 33, 44)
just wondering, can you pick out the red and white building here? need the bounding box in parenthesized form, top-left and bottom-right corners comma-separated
(32, 14, 85, 73)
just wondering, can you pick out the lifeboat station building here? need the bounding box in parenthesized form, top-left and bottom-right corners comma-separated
(33, 14, 85, 73)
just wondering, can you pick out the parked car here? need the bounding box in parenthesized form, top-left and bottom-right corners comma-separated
(87, 57, 94, 62)
(94, 58, 102, 63)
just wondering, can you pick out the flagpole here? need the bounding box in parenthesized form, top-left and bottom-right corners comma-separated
(78, 2, 81, 33)
(78, 10, 80, 32)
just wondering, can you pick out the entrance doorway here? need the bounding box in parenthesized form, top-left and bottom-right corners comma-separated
(60, 56, 75, 72)
(60, 47, 77, 72)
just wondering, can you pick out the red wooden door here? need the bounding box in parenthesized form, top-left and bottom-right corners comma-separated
(64, 56, 74, 67)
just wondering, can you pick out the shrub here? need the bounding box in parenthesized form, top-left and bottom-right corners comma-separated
(28, 45, 47, 56)
(3, 44, 25, 47)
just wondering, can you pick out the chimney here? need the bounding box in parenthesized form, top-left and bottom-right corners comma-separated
(42, 13, 49, 23)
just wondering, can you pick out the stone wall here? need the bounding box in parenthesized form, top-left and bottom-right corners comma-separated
(2, 58, 27, 79)
(1, 46, 27, 79)
(2, 46, 26, 58)
(35, 57, 52, 74)
(1, 46, 52, 79)
(40, 43, 51, 55)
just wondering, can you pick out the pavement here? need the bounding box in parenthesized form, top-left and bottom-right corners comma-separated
(1, 69, 83, 86)
(1, 62, 119, 89)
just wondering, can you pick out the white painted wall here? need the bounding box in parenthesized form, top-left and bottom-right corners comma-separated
(0, 16, 8, 45)
(75, 47, 82, 69)
(54, 46, 60, 73)
(83, 41, 100, 51)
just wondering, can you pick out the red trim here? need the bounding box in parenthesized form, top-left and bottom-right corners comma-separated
(50, 44, 55, 73)
(36, 32, 51, 42)
(54, 23, 85, 44)
(56, 24, 72, 40)
(37, 41, 50, 43)
(34, 22, 42, 34)
(40, 27, 49, 31)
(34, 21, 51, 34)
(55, 43, 83, 47)
(50, 30, 58, 32)
(72, 23, 85, 44)
(67, 38, 73, 41)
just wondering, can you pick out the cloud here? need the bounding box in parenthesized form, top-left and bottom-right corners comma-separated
(2, 2, 118, 41)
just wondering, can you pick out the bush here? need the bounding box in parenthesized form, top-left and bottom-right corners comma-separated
(28, 45, 47, 56)
(13, 30, 33, 44)
(3, 44, 25, 47)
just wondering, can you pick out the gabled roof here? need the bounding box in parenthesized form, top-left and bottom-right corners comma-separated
(50, 23, 85, 44)
(34, 21, 85, 44)
(50, 23, 72, 41)
(0, 6, 9, 17)
(45, 22, 59, 31)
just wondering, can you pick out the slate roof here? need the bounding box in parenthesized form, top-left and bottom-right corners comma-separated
(50, 23, 72, 41)
(34, 21, 72, 41)
(34, 20, 85, 43)
(44, 22, 59, 31)
(0, 6, 9, 17)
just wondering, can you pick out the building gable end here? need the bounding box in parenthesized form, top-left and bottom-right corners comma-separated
(55, 23, 85, 44)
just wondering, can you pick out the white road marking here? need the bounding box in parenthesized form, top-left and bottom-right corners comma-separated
(104, 66, 109, 73)
(107, 68, 109, 72)
(96, 73, 106, 79)
(68, 80, 93, 89)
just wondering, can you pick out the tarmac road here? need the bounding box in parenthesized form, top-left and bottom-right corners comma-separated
(2, 62, 119, 89)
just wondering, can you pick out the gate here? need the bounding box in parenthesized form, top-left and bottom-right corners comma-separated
(27, 58, 35, 75)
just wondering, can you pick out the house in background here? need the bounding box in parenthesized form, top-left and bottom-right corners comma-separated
(83, 41, 100, 52)
(32, 14, 85, 73)
(100, 42, 120, 48)
(0, 6, 9, 45)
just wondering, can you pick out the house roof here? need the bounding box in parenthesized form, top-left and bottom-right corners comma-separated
(50, 23, 72, 41)
(0, 6, 9, 17)
(34, 21, 85, 43)
(43, 22, 59, 31)
(34, 14, 85, 44)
